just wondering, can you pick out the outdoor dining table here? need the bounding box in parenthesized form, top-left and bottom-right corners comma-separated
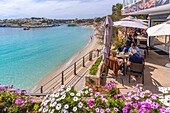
(116, 55, 129, 76)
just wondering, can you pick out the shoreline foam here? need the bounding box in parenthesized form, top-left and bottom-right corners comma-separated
(29, 25, 103, 93)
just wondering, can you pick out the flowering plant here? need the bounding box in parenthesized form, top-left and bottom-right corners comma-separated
(105, 81, 118, 96)
(158, 87, 170, 107)
(39, 82, 170, 113)
(39, 85, 91, 113)
(122, 84, 170, 113)
(0, 84, 34, 113)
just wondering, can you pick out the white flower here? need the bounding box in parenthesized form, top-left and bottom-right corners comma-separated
(56, 98, 61, 101)
(61, 85, 65, 89)
(83, 86, 88, 89)
(43, 106, 48, 112)
(140, 92, 145, 98)
(78, 102, 83, 108)
(56, 103, 62, 110)
(73, 97, 78, 101)
(64, 104, 69, 109)
(151, 96, 157, 100)
(85, 90, 89, 94)
(66, 87, 71, 92)
(89, 88, 93, 92)
(64, 110, 69, 113)
(76, 93, 81, 96)
(61, 95, 66, 99)
(50, 109, 55, 113)
(50, 101, 57, 107)
(61, 91, 66, 95)
(79, 90, 83, 94)
(38, 107, 43, 112)
(51, 98, 55, 103)
(70, 93, 75, 96)
(168, 87, 170, 91)
(73, 107, 77, 112)
(165, 95, 170, 100)
(59, 88, 64, 92)
(50, 94, 55, 98)
(54, 93, 60, 97)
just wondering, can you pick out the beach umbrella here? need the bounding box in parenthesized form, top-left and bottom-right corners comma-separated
(103, 15, 113, 64)
(113, 20, 148, 29)
(147, 20, 170, 36)
(120, 16, 147, 25)
(146, 20, 170, 64)
(114, 16, 148, 41)
(113, 20, 148, 41)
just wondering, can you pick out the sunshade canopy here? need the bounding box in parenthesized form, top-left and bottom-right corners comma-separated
(113, 20, 148, 29)
(147, 20, 170, 36)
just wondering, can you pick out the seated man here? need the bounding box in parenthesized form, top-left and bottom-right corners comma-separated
(128, 43, 141, 54)
(127, 49, 143, 66)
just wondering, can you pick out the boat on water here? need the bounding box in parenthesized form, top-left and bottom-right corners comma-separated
(67, 24, 76, 27)
(24, 26, 30, 30)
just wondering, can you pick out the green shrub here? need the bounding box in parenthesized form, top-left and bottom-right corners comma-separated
(112, 38, 125, 51)
(89, 57, 102, 75)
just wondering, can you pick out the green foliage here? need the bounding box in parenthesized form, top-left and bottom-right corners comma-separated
(112, 38, 125, 51)
(33, 104, 40, 113)
(89, 57, 102, 75)
(94, 17, 105, 23)
(0, 85, 34, 113)
(89, 79, 95, 85)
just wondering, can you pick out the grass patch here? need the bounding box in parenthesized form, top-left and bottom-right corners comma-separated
(89, 56, 102, 75)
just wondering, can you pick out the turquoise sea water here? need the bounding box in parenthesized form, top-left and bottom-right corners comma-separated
(0, 25, 94, 90)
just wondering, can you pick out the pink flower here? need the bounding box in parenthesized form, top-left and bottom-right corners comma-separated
(105, 83, 108, 87)
(102, 100, 105, 103)
(15, 98, 23, 104)
(108, 86, 112, 90)
(95, 108, 100, 112)
(112, 84, 115, 87)
(100, 109, 104, 113)
(16, 89, 22, 94)
(133, 103, 138, 109)
(106, 108, 110, 112)
(29, 99, 34, 103)
(113, 107, 119, 112)
(121, 94, 125, 99)
(89, 101, 94, 108)
(21, 103, 25, 107)
(100, 95, 104, 98)
(114, 95, 118, 98)
(95, 92, 100, 97)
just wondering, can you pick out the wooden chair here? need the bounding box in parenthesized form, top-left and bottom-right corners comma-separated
(128, 62, 145, 84)
(101, 57, 124, 86)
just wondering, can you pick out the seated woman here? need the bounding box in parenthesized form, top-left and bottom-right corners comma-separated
(128, 43, 141, 54)
(108, 51, 123, 69)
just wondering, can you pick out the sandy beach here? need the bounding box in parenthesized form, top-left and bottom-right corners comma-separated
(29, 25, 103, 93)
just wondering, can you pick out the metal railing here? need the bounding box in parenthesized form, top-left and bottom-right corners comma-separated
(32, 49, 101, 93)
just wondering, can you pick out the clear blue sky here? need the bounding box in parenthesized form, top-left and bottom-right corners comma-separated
(0, 0, 121, 19)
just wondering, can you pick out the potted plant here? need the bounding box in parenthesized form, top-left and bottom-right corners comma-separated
(85, 56, 103, 88)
